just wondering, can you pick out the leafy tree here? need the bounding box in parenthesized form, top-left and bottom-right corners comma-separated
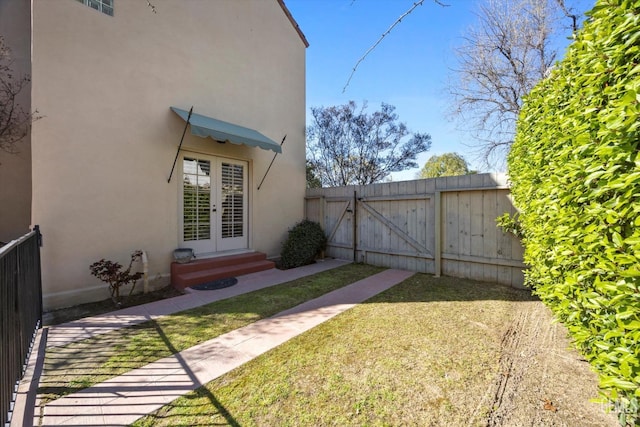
(0, 36, 36, 155)
(448, 0, 582, 167)
(417, 152, 476, 178)
(307, 101, 431, 186)
(306, 160, 322, 189)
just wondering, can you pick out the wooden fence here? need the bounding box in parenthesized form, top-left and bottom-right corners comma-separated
(305, 173, 525, 288)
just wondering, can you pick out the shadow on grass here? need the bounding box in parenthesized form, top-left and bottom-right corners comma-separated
(127, 273, 541, 426)
(43, 285, 185, 326)
(37, 267, 533, 425)
(38, 264, 384, 403)
(36, 320, 242, 426)
(148, 320, 241, 427)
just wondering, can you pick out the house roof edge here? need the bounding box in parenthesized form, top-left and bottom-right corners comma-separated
(277, 0, 309, 48)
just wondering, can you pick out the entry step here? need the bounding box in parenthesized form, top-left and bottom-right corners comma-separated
(171, 251, 275, 290)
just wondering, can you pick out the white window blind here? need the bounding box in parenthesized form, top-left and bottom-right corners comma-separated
(220, 163, 244, 239)
(76, 0, 113, 16)
(183, 158, 211, 241)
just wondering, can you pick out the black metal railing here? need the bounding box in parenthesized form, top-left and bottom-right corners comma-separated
(1, 226, 42, 426)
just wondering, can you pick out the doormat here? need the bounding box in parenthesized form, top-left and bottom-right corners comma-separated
(192, 277, 238, 291)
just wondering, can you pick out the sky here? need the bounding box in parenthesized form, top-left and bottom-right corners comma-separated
(284, 0, 593, 181)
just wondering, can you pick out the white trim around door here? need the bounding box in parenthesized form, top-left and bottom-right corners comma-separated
(179, 154, 249, 256)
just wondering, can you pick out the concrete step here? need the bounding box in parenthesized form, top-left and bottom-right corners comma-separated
(171, 252, 275, 290)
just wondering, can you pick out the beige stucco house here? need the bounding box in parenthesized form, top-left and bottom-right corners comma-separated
(0, 0, 308, 309)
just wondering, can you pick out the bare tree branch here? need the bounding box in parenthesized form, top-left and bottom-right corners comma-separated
(554, 0, 578, 32)
(342, 0, 449, 93)
(146, 0, 157, 13)
(448, 0, 579, 168)
(0, 37, 39, 156)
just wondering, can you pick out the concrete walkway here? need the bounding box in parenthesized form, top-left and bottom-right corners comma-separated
(45, 259, 350, 348)
(18, 261, 413, 426)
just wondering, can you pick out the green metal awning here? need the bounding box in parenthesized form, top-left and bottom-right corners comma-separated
(170, 106, 282, 154)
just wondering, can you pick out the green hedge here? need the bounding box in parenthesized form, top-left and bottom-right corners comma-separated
(508, 0, 640, 422)
(280, 220, 327, 269)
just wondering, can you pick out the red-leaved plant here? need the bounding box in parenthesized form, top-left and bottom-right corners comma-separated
(89, 250, 143, 306)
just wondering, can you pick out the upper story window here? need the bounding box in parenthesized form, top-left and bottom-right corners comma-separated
(76, 0, 113, 16)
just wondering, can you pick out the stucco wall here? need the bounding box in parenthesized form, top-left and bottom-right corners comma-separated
(0, 0, 32, 243)
(31, 0, 307, 309)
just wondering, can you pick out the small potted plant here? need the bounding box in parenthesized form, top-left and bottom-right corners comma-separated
(173, 248, 194, 263)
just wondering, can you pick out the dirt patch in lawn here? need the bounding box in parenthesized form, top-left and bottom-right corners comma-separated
(481, 298, 617, 427)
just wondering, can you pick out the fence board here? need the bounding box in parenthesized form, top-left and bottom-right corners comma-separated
(469, 191, 485, 280)
(372, 183, 384, 266)
(482, 189, 499, 282)
(444, 191, 459, 265)
(393, 182, 404, 270)
(305, 173, 524, 287)
(459, 188, 472, 279)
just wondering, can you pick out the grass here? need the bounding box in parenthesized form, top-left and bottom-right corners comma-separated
(38, 263, 384, 404)
(132, 275, 537, 426)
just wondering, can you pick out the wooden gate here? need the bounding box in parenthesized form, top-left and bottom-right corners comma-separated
(305, 173, 525, 287)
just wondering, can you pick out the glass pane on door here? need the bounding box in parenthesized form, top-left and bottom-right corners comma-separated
(220, 162, 244, 239)
(183, 158, 211, 241)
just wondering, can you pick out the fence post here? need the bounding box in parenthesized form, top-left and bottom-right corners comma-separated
(353, 190, 357, 262)
(435, 191, 442, 277)
(319, 195, 326, 232)
(34, 224, 43, 327)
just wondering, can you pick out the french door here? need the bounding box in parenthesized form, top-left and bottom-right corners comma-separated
(181, 155, 248, 255)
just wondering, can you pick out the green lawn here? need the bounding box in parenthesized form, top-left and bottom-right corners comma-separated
(132, 275, 537, 427)
(39, 263, 384, 404)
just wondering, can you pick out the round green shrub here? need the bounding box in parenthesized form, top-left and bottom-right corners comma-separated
(280, 220, 327, 269)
